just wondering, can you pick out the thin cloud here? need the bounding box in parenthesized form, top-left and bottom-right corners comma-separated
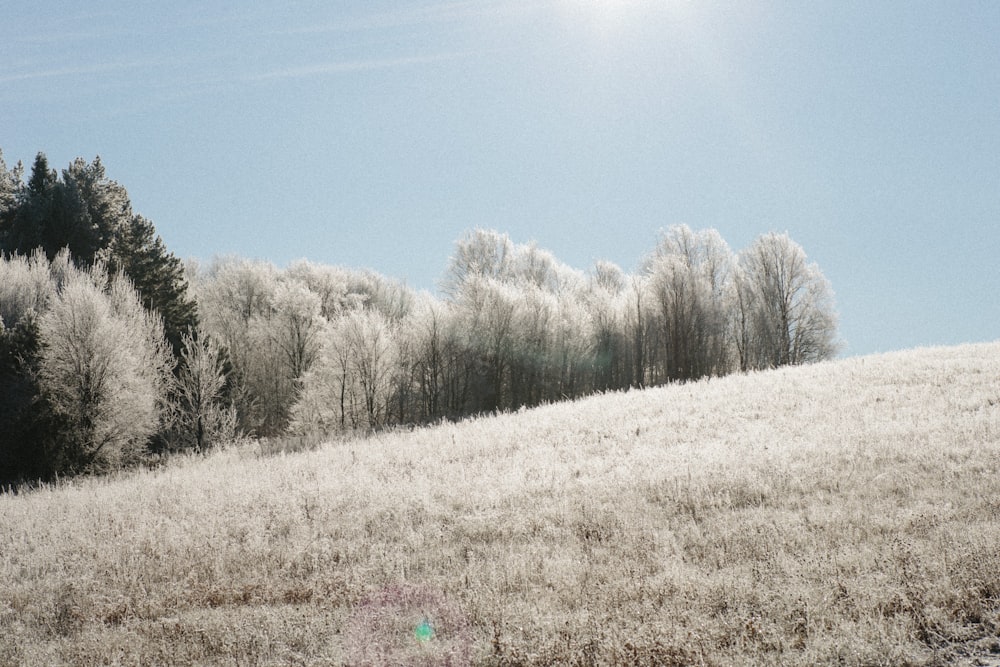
(247, 52, 471, 82)
(0, 60, 151, 86)
(8, 30, 109, 45)
(274, 0, 542, 36)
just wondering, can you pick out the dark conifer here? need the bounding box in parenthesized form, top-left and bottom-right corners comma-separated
(108, 214, 198, 356)
(0, 150, 198, 358)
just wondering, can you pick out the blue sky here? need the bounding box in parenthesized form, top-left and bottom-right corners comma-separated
(3, 0, 998, 357)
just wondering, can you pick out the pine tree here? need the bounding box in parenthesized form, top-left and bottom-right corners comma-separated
(108, 214, 198, 355)
(0, 311, 53, 484)
(0, 149, 23, 239)
(0, 150, 198, 358)
(1, 153, 55, 256)
(0, 153, 124, 264)
(61, 156, 132, 263)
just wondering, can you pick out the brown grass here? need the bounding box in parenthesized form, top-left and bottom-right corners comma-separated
(2, 343, 999, 665)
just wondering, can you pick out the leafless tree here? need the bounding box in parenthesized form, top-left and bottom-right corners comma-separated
(644, 225, 736, 382)
(738, 232, 838, 367)
(169, 328, 236, 452)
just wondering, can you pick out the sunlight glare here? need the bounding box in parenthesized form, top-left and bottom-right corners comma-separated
(559, 0, 672, 38)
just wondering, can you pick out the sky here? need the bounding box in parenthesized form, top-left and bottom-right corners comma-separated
(2, 0, 998, 357)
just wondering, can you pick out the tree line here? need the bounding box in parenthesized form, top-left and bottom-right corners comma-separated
(0, 150, 838, 484)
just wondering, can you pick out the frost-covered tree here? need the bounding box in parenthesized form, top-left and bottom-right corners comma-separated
(454, 275, 519, 412)
(293, 308, 399, 432)
(168, 328, 236, 452)
(342, 309, 399, 429)
(285, 259, 356, 318)
(0, 149, 23, 232)
(194, 257, 280, 434)
(347, 271, 414, 321)
(442, 228, 514, 296)
(586, 261, 631, 391)
(549, 289, 594, 400)
(739, 232, 838, 367)
(196, 258, 421, 435)
(509, 284, 555, 406)
(0, 152, 198, 363)
(36, 254, 172, 473)
(404, 294, 465, 421)
(644, 226, 735, 382)
(288, 321, 348, 434)
(732, 263, 764, 372)
(0, 249, 54, 327)
(271, 279, 323, 380)
(61, 156, 133, 263)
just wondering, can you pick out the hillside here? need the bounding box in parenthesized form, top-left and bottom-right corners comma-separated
(2, 343, 999, 666)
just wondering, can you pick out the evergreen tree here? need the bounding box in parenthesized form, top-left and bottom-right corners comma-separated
(1, 153, 116, 263)
(0, 150, 198, 358)
(1, 153, 55, 255)
(0, 149, 23, 237)
(108, 214, 198, 355)
(0, 312, 54, 484)
(62, 156, 132, 263)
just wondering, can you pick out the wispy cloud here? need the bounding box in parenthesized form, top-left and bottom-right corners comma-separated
(273, 0, 542, 36)
(8, 30, 110, 45)
(246, 51, 472, 82)
(0, 60, 152, 86)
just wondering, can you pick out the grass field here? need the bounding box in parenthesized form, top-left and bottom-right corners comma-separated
(2, 342, 999, 666)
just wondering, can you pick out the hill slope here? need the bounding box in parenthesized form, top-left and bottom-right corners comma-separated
(2, 343, 999, 666)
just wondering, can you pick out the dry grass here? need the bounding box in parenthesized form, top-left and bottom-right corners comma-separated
(2, 342, 1000, 666)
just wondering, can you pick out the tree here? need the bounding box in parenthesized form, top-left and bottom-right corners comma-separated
(404, 294, 457, 421)
(285, 259, 355, 318)
(270, 279, 323, 381)
(107, 214, 198, 356)
(1, 153, 55, 256)
(738, 232, 838, 367)
(509, 284, 555, 406)
(0, 250, 57, 482)
(292, 308, 400, 432)
(454, 276, 518, 412)
(548, 289, 593, 401)
(0, 149, 23, 235)
(0, 248, 54, 326)
(341, 309, 399, 429)
(36, 255, 172, 473)
(441, 228, 514, 296)
(0, 311, 49, 483)
(193, 257, 279, 434)
(169, 328, 236, 452)
(0, 152, 198, 364)
(627, 275, 650, 388)
(586, 261, 631, 392)
(62, 156, 132, 263)
(289, 318, 353, 434)
(644, 226, 735, 382)
(0, 154, 127, 264)
(732, 263, 764, 372)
